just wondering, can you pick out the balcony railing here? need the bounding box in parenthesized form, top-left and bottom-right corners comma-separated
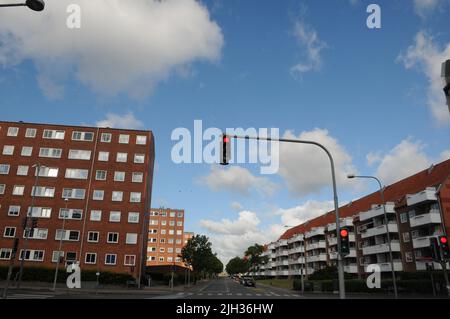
(289, 246, 305, 254)
(327, 217, 353, 232)
(361, 223, 398, 239)
(359, 202, 395, 222)
(406, 187, 437, 207)
(306, 241, 326, 251)
(305, 227, 325, 239)
(410, 210, 441, 228)
(307, 254, 327, 263)
(362, 241, 401, 255)
(364, 261, 403, 272)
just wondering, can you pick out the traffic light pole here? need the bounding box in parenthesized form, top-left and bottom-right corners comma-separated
(229, 135, 346, 299)
(439, 248, 450, 298)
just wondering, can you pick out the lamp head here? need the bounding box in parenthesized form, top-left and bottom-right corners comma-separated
(347, 174, 356, 179)
(26, 0, 45, 11)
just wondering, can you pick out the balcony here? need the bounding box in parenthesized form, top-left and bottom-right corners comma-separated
(410, 210, 441, 228)
(364, 261, 403, 272)
(307, 254, 327, 263)
(359, 203, 395, 222)
(361, 223, 398, 239)
(268, 243, 276, 250)
(327, 217, 353, 232)
(289, 246, 305, 254)
(277, 270, 289, 276)
(362, 241, 401, 255)
(288, 234, 304, 244)
(344, 264, 358, 273)
(278, 239, 288, 247)
(329, 249, 356, 260)
(328, 234, 355, 246)
(275, 250, 289, 257)
(305, 227, 325, 239)
(275, 260, 289, 267)
(306, 241, 326, 251)
(406, 188, 437, 207)
(412, 236, 431, 249)
(415, 261, 448, 271)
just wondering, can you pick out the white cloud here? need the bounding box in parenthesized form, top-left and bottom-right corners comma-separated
(200, 166, 278, 197)
(413, 0, 446, 18)
(278, 129, 362, 197)
(370, 138, 450, 185)
(397, 31, 450, 125)
(230, 201, 243, 211)
(0, 0, 223, 99)
(290, 19, 327, 76)
(96, 112, 144, 130)
(274, 200, 334, 227)
(200, 211, 283, 264)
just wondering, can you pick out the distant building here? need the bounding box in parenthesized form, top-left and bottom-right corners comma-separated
(0, 121, 155, 280)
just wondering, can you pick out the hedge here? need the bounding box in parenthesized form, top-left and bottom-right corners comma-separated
(0, 266, 135, 285)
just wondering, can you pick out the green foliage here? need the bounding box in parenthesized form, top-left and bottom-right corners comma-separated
(226, 257, 249, 275)
(181, 234, 223, 275)
(244, 244, 268, 272)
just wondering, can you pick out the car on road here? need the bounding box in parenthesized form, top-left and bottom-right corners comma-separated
(240, 276, 256, 287)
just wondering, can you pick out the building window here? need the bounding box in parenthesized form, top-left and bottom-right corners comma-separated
(161, 220, 167, 226)
(59, 208, 82, 220)
(68, 150, 91, 160)
(95, 170, 107, 181)
(29, 207, 52, 218)
(408, 210, 416, 219)
(52, 251, 64, 263)
(400, 213, 408, 224)
(177, 221, 183, 227)
(8, 205, 20, 216)
(21, 146, 33, 157)
(0, 184, 5, 195)
(405, 252, 413, 263)
(169, 221, 175, 227)
(2, 145, 14, 156)
(4, 227, 16, 238)
(119, 134, 130, 144)
(161, 212, 167, 217)
(159, 257, 164, 262)
(136, 135, 147, 145)
(37, 167, 59, 178)
(167, 257, 173, 263)
(107, 232, 119, 243)
(105, 254, 117, 265)
(402, 232, 410, 243)
(43, 129, 65, 140)
(0, 249, 12, 260)
(126, 233, 138, 245)
(132, 172, 143, 183)
(109, 211, 121, 222)
(13, 185, 25, 196)
(66, 252, 77, 263)
(87, 231, 99, 242)
(55, 230, 80, 241)
(167, 248, 173, 253)
(25, 128, 36, 138)
(85, 253, 97, 264)
(0, 164, 10, 175)
(128, 212, 139, 224)
(92, 190, 104, 201)
(130, 192, 141, 203)
(124, 255, 136, 266)
(149, 220, 158, 226)
(116, 153, 127, 163)
(177, 212, 183, 218)
(169, 230, 174, 235)
(101, 133, 112, 143)
(114, 171, 125, 182)
(65, 168, 89, 180)
(72, 131, 94, 141)
(161, 230, 166, 235)
(39, 147, 62, 158)
(134, 154, 145, 163)
(160, 238, 165, 244)
(32, 186, 55, 198)
(170, 212, 176, 218)
(176, 239, 181, 244)
(177, 230, 182, 235)
(19, 250, 44, 261)
(7, 127, 19, 137)
(24, 228, 48, 240)
(112, 191, 123, 202)
(149, 229, 157, 234)
(90, 210, 102, 221)
(98, 151, 109, 161)
(62, 188, 85, 200)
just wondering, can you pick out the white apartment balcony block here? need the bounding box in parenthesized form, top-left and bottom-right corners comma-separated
(306, 241, 326, 251)
(278, 239, 288, 247)
(276, 250, 289, 257)
(329, 249, 356, 260)
(364, 261, 403, 272)
(359, 202, 395, 222)
(305, 227, 325, 239)
(361, 223, 398, 239)
(277, 270, 289, 276)
(268, 262, 276, 268)
(410, 210, 442, 228)
(344, 264, 358, 274)
(268, 271, 277, 276)
(327, 217, 353, 232)
(289, 246, 305, 254)
(288, 234, 304, 244)
(307, 254, 327, 263)
(268, 243, 276, 250)
(412, 236, 431, 249)
(415, 261, 449, 271)
(362, 241, 401, 255)
(270, 253, 276, 259)
(275, 260, 289, 267)
(406, 187, 437, 207)
(288, 257, 305, 265)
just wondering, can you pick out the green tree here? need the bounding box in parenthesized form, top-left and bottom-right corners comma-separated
(245, 244, 268, 274)
(207, 254, 224, 275)
(181, 234, 214, 276)
(225, 257, 249, 275)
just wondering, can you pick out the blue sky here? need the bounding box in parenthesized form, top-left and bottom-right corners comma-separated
(1, 0, 449, 263)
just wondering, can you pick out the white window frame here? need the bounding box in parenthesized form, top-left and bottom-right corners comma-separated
(0, 164, 10, 175)
(101, 133, 112, 143)
(107, 232, 119, 243)
(105, 254, 117, 265)
(90, 210, 102, 221)
(19, 249, 44, 262)
(116, 152, 128, 163)
(95, 170, 107, 181)
(124, 255, 136, 266)
(134, 154, 145, 164)
(136, 135, 147, 145)
(98, 151, 109, 161)
(21, 146, 33, 157)
(13, 185, 25, 196)
(43, 129, 65, 140)
(114, 171, 125, 182)
(4, 226, 16, 238)
(39, 147, 62, 159)
(130, 192, 141, 203)
(119, 134, 130, 144)
(0, 249, 12, 260)
(52, 251, 64, 263)
(72, 131, 94, 142)
(85, 253, 97, 264)
(92, 190, 105, 201)
(59, 208, 83, 220)
(400, 213, 408, 224)
(112, 191, 123, 202)
(37, 167, 59, 178)
(55, 229, 80, 241)
(7, 127, 19, 137)
(65, 168, 89, 180)
(25, 128, 36, 138)
(24, 228, 48, 240)
(109, 211, 121, 222)
(62, 188, 86, 200)
(87, 231, 99, 243)
(128, 212, 139, 224)
(3, 145, 15, 155)
(132, 172, 143, 183)
(126, 233, 138, 245)
(68, 149, 91, 161)
(0, 184, 5, 195)
(28, 207, 52, 218)
(8, 205, 20, 216)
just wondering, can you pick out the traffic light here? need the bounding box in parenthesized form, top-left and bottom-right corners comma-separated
(339, 227, 350, 256)
(438, 236, 449, 261)
(220, 133, 231, 165)
(430, 237, 440, 262)
(31, 217, 38, 230)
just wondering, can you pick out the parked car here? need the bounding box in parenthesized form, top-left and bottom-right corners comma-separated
(241, 276, 256, 287)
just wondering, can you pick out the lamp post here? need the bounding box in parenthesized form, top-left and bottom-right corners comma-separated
(52, 197, 69, 291)
(0, 0, 45, 11)
(228, 134, 346, 299)
(347, 174, 398, 299)
(442, 59, 450, 112)
(17, 163, 45, 288)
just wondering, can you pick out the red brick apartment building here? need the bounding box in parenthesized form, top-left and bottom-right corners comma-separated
(147, 208, 188, 269)
(0, 121, 155, 280)
(257, 159, 450, 278)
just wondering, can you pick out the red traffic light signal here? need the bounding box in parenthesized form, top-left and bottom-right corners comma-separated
(439, 236, 448, 245)
(220, 133, 231, 166)
(340, 229, 349, 238)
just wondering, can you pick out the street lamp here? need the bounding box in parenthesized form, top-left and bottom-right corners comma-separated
(285, 225, 305, 295)
(17, 163, 45, 288)
(347, 174, 398, 299)
(442, 59, 450, 112)
(0, 0, 45, 11)
(52, 197, 69, 291)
